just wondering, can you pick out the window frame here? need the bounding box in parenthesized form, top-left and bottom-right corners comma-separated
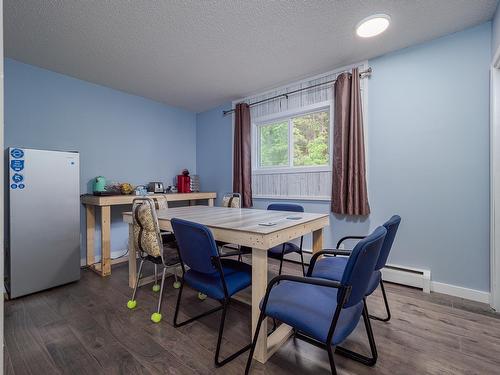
(252, 101, 333, 175)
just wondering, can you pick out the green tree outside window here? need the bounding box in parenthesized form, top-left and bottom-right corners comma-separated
(258, 110, 329, 168)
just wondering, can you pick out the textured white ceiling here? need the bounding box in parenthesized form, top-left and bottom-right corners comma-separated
(4, 0, 498, 112)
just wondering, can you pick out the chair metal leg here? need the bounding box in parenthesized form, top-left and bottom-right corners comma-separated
(214, 301, 252, 367)
(174, 286, 250, 367)
(127, 259, 144, 309)
(173, 282, 224, 328)
(131, 259, 144, 301)
(172, 267, 181, 289)
(278, 244, 285, 276)
(326, 344, 338, 375)
(369, 280, 391, 322)
(299, 249, 306, 277)
(245, 310, 266, 375)
(151, 267, 167, 323)
(152, 264, 160, 292)
(335, 299, 378, 366)
(156, 267, 167, 314)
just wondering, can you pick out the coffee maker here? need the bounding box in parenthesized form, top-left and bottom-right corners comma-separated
(177, 169, 191, 193)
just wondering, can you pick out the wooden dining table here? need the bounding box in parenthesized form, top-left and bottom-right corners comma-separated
(122, 205, 330, 364)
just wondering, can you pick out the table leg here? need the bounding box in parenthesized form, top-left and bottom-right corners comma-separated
(101, 205, 111, 276)
(312, 228, 324, 255)
(128, 223, 137, 288)
(85, 205, 95, 266)
(252, 248, 268, 362)
(252, 247, 294, 363)
(208, 198, 214, 207)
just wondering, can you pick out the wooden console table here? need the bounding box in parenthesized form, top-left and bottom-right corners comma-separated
(81, 192, 216, 276)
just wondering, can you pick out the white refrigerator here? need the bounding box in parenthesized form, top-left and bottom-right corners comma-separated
(6, 147, 81, 298)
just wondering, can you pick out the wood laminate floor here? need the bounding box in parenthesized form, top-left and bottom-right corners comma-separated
(4, 258, 500, 375)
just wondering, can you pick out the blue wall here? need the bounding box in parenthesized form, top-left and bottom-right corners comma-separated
(196, 23, 492, 292)
(196, 104, 233, 206)
(4, 58, 197, 260)
(367, 22, 491, 291)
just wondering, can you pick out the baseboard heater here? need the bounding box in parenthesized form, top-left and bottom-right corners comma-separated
(381, 264, 431, 293)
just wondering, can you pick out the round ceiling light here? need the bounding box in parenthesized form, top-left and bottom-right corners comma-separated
(356, 14, 390, 38)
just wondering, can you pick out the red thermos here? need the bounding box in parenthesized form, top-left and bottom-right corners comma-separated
(177, 175, 191, 193)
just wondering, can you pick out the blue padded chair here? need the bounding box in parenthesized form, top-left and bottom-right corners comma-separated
(245, 226, 387, 375)
(171, 218, 252, 367)
(267, 203, 306, 276)
(310, 215, 401, 322)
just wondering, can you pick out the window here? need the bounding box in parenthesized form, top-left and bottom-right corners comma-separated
(259, 120, 289, 167)
(255, 107, 330, 171)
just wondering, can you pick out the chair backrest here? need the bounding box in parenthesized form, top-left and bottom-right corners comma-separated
(375, 215, 401, 270)
(171, 218, 220, 275)
(267, 203, 304, 213)
(222, 193, 241, 208)
(339, 226, 386, 307)
(132, 198, 163, 258)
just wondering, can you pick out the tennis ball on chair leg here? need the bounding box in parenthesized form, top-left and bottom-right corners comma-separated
(127, 300, 137, 309)
(197, 292, 207, 300)
(152, 284, 160, 292)
(173, 281, 181, 289)
(151, 312, 162, 323)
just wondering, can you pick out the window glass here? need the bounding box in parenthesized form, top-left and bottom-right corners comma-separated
(292, 111, 330, 166)
(259, 121, 289, 167)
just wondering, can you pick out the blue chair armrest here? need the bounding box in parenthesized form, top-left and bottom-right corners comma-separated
(336, 235, 365, 249)
(321, 248, 353, 256)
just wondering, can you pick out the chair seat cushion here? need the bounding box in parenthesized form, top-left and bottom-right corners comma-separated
(162, 244, 181, 266)
(184, 259, 251, 300)
(268, 242, 300, 258)
(312, 257, 381, 296)
(263, 281, 363, 345)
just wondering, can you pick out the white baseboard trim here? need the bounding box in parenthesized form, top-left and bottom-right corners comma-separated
(430, 281, 490, 304)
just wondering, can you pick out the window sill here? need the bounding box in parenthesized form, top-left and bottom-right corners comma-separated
(253, 194, 331, 202)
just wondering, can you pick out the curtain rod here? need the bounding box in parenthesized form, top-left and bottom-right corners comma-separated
(223, 67, 372, 116)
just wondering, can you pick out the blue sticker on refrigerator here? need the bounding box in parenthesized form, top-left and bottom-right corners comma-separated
(10, 159, 24, 172)
(12, 173, 24, 183)
(10, 148, 24, 159)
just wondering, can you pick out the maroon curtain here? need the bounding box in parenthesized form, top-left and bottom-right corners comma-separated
(233, 103, 253, 208)
(331, 68, 370, 215)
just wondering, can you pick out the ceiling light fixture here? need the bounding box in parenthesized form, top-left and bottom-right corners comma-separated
(356, 14, 390, 38)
